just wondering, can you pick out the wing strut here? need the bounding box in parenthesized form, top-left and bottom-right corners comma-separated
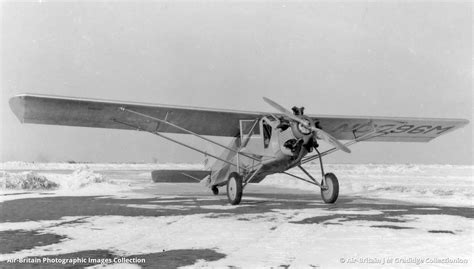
(112, 119, 238, 168)
(119, 107, 261, 162)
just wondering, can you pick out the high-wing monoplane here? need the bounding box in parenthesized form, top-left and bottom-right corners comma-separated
(9, 94, 468, 204)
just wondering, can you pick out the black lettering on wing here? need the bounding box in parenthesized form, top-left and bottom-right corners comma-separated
(376, 124, 396, 133)
(407, 125, 432, 134)
(424, 126, 454, 135)
(390, 125, 415, 133)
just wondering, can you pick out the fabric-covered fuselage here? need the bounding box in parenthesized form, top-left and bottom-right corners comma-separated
(208, 117, 314, 186)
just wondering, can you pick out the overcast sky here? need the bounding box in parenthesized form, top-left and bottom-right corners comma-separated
(1, 1, 472, 164)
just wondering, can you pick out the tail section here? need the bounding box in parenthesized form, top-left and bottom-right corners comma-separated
(151, 170, 211, 183)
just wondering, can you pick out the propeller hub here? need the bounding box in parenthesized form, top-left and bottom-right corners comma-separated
(297, 120, 312, 135)
(291, 116, 314, 140)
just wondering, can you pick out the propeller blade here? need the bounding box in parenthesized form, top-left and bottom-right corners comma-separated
(312, 127, 351, 153)
(262, 97, 307, 125)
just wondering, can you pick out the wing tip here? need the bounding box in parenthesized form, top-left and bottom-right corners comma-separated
(9, 95, 27, 123)
(459, 118, 470, 125)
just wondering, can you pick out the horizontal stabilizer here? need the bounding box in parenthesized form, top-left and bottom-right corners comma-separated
(151, 170, 210, 183)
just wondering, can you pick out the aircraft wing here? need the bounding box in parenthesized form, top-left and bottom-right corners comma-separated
(9, 93, 261, 137)
(309, 115, 468, 142)
(10, 94, 468, 142)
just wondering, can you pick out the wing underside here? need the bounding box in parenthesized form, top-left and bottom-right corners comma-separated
(9, 94, 260, 137)
(310, 116, 468, 142)
(9, 94, 468, 142)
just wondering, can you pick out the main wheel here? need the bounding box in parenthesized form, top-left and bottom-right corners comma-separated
(321, 173, 339, 204)
(226, 172, 243, 205)
(211, 185, 219, 195)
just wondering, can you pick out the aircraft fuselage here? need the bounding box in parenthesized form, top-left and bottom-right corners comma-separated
(209, 116, 315, 186)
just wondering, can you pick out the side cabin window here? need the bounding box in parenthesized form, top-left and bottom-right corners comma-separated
(240, 120, 260, 142)
(262, 121, 272, 148)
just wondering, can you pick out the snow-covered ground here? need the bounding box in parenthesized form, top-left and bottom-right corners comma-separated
(263, 163, 473, 207)
(0, 161, 203, 171)
(2, 162, 472, 207)
(0, 163, 472, 268)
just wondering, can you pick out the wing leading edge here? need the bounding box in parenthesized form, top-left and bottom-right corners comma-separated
(9, 93, 468, 142)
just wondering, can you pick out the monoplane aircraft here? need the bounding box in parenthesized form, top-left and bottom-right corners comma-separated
(9, 94, 468, 204)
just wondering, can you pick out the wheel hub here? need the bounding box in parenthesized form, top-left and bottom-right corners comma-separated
(228, 178, 236, 200)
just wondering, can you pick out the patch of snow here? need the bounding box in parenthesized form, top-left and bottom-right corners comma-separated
(52, 168, 111, 190)
(0, 171, 58, 190)
(0, 168, 133, 202)
(124, 204, 188, 211)
(199, 205, 252, 210)
(150, 199, 196, 203)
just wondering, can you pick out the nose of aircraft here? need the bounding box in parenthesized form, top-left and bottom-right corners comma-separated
(262, 97, 351, 153)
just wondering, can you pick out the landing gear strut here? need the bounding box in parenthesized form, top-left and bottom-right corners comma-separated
(314, 148, 339, 204)
(288, 148, 340, 204)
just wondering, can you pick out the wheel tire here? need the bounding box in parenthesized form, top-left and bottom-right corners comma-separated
(321, 173, 339, 204)
(211, 186, 219, 195)
(226, 173, 243, 205)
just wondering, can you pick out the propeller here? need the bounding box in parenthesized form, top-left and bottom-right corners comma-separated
(263, 97, 351, 153)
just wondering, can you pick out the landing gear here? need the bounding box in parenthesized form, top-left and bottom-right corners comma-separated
(288, 147, 340, 204)
(321, 173, 339, 204)
(226, 172, 243, 205)
(211, 185, 219, 195)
